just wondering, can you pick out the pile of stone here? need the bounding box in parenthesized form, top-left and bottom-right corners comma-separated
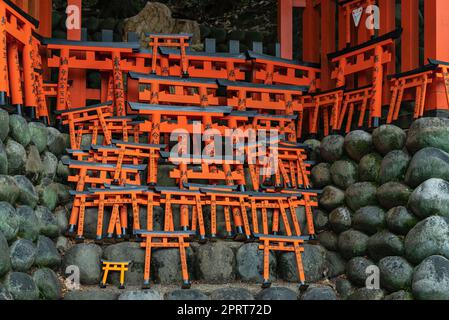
(307, 117, 449, 300)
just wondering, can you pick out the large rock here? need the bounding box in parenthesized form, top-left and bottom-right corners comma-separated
(35, 206, 59, 238)
(123, 2, 201, 48)
(405, 216, 449, 264)
(0, 202, 19, 241)
(346, 257, 376, 286)
(338, 229, 369, 259)
(62, 243, 102, 285)
(372, 125, 406, 155)
(330, 160, 358, 189)
(5, 139, 26, 175)
(54, 207, 69, 234)
(118, 290, 163, 301)
(412, 255, 449, 300)
(0, 285, 13, 300)
(14, 176, 38, 208)
(41, 151, 58, 180)
(405, 148, 449, 187)
(344, 130, 373, 161)
(318, 231, 339, 252)
(408, 178, 449, 219)
(345, 182, 378, 211)
(335, 278, 355, 300)
(28, 122, 48, 153)
(9, 239, 36, 272)
(210, 288, 254, 300)
(352, 206, 386, 235)
(165, 289, 209, 300)
(16, 206, 40, 241)
(56, 156, 70, 181)
(25, 145, 43, 182)
(379, 150, 411, 184)
(376, 182, 412, 209)
(4, 272, 39, 300)
(0, 175, 20, 204)
(64, 290, 118, 300)
(348, 288, 384, 300)
(304, 139, 321, 161)
(35, 236, 61, 269)
(384, 290, 414, 300)
(236, 243, 276, 283)
(0, 140, 7, 174)
(367, 230, 404, 261)
(280, 244, 326, 283)
(328, 207, 352, 233)
(46, 127, 66, 156)
(0, 108, 9, 141)
(37, 183, 59, 211)
(385, 206, 418, 235)
(256, 287, 298, 300)
(33, 268, 62, 300)
(9, 115, 31, 147)
(152, 247, 195, 285)
(406, 117, 449, 154)
(0, 231, 11, 277)
(320, 135, 344, 163)
(301, 285, 337, 300)
(311, 163, 332, 188)
(358, 153, 382, 183)
(313, 209, 329, 232)
(196, 242, 235, 283)
(325, 251, 346, 278)
(319, 186, 345, 211)
(378, 256, 413, 292)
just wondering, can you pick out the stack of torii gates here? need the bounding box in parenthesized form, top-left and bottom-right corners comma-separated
(3, 0, 449, 289)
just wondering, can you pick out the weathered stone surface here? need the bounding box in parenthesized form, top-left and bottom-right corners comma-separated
(325, 251, 346, 278)
(352, 206, 386, 235)
(9, 239, 36, 272)
(311, 163, 332, 188)
(0, 285, 13, 300)
(35, 236, 61, 269)
(405, 216, 449, 264)
(124, 2, 201, 48)
(165, 289, 209, 300)
(379, 150, 411, 184)
(54, 207, 69, 235)
(348, 288, 384, 300)
(0, 175, 20, 204)
(329, 207, 352, 233)
(335, 278, 355, 300)
(385, 206, 418, 235)
(196, 242, 235, 283)
(64, 290, 118, 300)
(376, 182, 412, 210)
(153, 247, 195, 285)
(0, 108, 9, 141)
(318, 231, 339, 252)
(280, 244, 326, 283)
(37, 183, 59, 211)
(210, 288, 254, 300)
(46, 127, 66, 156)
(301, 285, 337, 300)
(345, 182, 378, 212)
(384, 290, 414, 300)
(35, 206, 59, 238)
(33, 268, 62, 300)
(405, 148, 449, 187)
(55, 236, 70, 253)
(9, 115, 31, 147)
(62, 244, 102, 285)
(6, 139, 26, 175)
(344, 130, 373, 161)
(367, 230, 404, 261)
(358, 153, 382, 183)
(236, 243, 276, 283)
(0, 231, 11, 277)
(319, 186, 345, 211)
(0, 140, 8, 175)
(14, 175, 38, 208)
(118, 290, 163, 301)
(378, 256, 413, 292)
(41, 151, 58, 180)
(372, 125, 406, 155)
(406, 117, 449, 154)
(338, 229, 369, 259)
(412, 255, 449, 300)
(330, 160, 358, 189)
(16, 206, 39, 241)
(4, 272, 39, 300)
(28, 122, 48, 153)
(304, 139, 321, 162)
(314, 209, 329, 232)
(25, 145, 43, 182)
(408, 178, 449, 219)
(56, 156, 70, 181)
(320, 135, 344, 163)
(346, 257, 376, 286)
(256, 287, 297, 300)
(0, 202, 19, 242)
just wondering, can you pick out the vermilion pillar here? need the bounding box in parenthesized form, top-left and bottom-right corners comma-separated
(401, 0, 419, 72)
(38, 0, 53, 38)
(320, 0, 336, 90)
(278, 0, 294, 59)
(424, 0, 449, 112)
(302, 0, 320, 63)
